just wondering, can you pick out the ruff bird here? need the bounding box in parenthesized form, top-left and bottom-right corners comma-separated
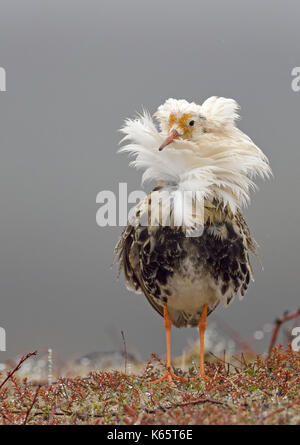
(116, 97, 271, 383)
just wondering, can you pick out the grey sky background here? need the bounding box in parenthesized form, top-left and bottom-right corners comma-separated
(0, 0, 299, 362)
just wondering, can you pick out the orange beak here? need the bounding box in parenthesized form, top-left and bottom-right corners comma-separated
(158, 129, 180, 151)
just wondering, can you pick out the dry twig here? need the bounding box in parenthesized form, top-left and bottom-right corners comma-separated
(268, 309, 300, 357)
(23, 385, 41, 425)
(263, 397, 300, 422)
(0, 351, 37, 391)
(121, 330, 127, 374)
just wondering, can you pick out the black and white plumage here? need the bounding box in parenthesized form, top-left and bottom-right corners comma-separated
(115, 97, 271, 381)
(116, 198, 255, 328)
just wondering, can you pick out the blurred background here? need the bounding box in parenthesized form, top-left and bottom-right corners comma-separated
(0, 0, 299, 365)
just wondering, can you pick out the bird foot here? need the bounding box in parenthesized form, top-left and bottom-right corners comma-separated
(197, 373, 210, 382)
(201, 375, 209, 382)
(182, 372, 209, 383)
(149, 367, 190, 385)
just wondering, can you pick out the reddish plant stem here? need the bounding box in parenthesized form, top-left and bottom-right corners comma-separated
(0, 351, 37, 391)
(268, 309, 300, 357)
(23, 384, 41, 425)
(263, 397, 300, 422)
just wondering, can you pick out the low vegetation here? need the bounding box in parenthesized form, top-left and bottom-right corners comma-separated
(0, 345, 299, 425)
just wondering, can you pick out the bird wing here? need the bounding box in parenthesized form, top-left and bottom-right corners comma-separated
(115, 222, 164, 319)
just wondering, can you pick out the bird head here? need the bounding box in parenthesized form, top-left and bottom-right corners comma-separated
(154, 97, 241, 151)
(120, 97, 271, 212)
(154, 98, 206, 150)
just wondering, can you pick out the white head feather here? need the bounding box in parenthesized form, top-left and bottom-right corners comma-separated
(119, 97, 271, 219)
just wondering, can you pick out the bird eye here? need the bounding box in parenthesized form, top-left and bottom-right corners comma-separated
(189, 120, 195, 126)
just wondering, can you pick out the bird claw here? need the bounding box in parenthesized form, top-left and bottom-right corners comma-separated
(149, 367, 190, 385)
(181, 372, 209, 383)
(201, 374, 209, 382)
(198, 373, 210, 382)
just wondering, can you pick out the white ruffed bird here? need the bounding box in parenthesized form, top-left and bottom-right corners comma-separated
(116, 97, 271, 383)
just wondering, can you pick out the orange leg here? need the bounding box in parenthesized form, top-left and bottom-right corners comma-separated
(198, 304, 209, 381)
(150, 303, 189, 384)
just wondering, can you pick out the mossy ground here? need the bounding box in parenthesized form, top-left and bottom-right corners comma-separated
(0, 345, 299, 425)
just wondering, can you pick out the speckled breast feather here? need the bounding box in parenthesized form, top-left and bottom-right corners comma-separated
(115, 194, 256, 328)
